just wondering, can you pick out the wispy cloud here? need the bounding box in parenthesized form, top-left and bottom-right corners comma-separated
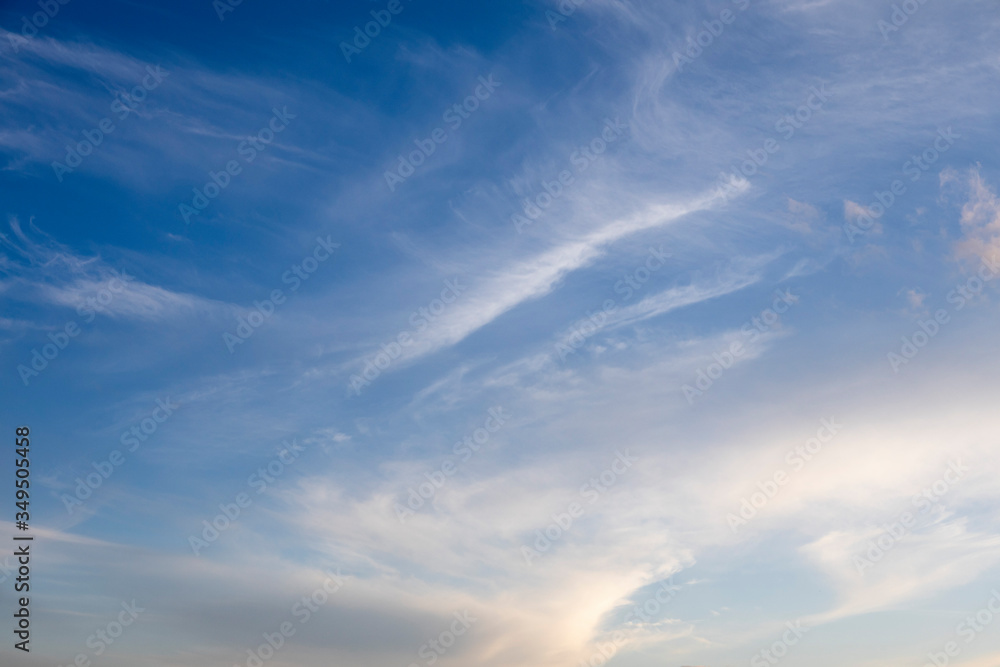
(372, 184, 749, 367)
(944, 167, 1000, 265)
(0, 216, 230, 321)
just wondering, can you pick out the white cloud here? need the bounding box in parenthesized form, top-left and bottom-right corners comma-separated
(373, 183, 749, 367)
(0, 217, 231, 322)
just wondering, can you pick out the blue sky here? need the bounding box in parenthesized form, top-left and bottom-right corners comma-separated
(2, 0, 1000, 666)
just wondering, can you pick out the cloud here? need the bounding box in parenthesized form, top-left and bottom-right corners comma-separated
(784, 198, 823, 234)
(369, 182, 749, 368)
(801, 517, 1000, 622)
(277, 465, 694, 667)
(843, 200, 882, 236)
(602, 256, 770, 333)
(0, 216, 230, 321)
(943, 167, 1000, 265)
(905, 288, 926, 310)
(0, 29, 335, 191)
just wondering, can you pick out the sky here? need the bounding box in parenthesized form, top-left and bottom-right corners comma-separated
(1, 0, 1000, 666)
